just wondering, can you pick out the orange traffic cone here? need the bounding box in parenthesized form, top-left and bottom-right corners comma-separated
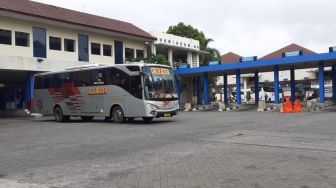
(283, 101, 293, 113)
(293, 101, 303, 112)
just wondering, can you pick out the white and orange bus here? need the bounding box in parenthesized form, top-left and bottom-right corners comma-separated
(33, 63, 179, 123)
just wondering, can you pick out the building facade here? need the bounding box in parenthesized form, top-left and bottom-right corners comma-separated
(150, 32, 201, 68)
(0, 0, 155, 114)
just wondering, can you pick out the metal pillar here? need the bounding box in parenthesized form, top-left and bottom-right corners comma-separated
(203, 73, 209, 105)
(151, 43, 156, 55)
(168, 48, 173, 67)
(319, 61, 325, 104)
(223, 74, 228, 105)
(176, 77, 181, 106)
(290, 66, 296, 102)
(197, 77, 201, 104)
(243, 77, 247, 101)
(254, 70, 259, 105)
(236, 70, 241, 105)
(274, 65, 280, 104)
(26, 71, 34, 110)
(332, 64, 336, 103)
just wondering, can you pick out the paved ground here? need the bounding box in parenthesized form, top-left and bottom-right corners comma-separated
(0, 110, 336, 188)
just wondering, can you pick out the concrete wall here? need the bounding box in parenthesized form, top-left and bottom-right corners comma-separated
(0, 16, 147, 71)
(151, 32, 200, 50)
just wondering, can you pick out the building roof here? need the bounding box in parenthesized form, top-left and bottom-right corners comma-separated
(175, 52, 336, 76)
(0, 0, 155, 40)
(260, 43, 316, 60)
(220, 52, 242, 64)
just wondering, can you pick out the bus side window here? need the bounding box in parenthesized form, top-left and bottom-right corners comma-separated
(73, 71, 91, 87)
(34, 76, 43, 89)
(51, 74, 62, 88)
(131, 75, 142, 99)
(109, 68, 130, 92)
(62, 72, 73, 88)
(91, 69, 106, 85)
(43, 75, 51, 88)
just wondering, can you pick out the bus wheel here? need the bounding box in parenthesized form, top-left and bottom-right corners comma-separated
(54, 106, 69, 122)
(81, 116, 94, 121)
(112, 106, 125, 123)
(142, 117, 153, 123)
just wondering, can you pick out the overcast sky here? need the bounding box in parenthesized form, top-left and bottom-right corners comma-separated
(34, 0, 336, 57)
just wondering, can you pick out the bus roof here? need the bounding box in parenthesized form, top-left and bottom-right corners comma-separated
(35, 63, 172, 76)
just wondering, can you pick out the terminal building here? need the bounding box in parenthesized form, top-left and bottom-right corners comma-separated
(0, 0, 205, 115)
(0, 0, 155, 114)
(1, 0, 334, 115)
(150, 32, 201, 68)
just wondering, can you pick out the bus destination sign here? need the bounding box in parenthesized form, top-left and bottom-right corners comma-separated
(151, 68, 170, 75)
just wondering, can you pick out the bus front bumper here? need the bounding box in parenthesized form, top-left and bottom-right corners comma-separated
(146, 108, 179, 118)
(145, 102, 179, 118)
(155, 110, 178, 118)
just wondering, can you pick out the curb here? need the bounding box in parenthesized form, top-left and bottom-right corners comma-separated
(192, 106, 207, 111)
(257, 106, 278, 112)
(184, 106, 214, 112)
(225, 106, 240, 111)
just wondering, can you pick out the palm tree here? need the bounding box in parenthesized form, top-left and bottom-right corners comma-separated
(199, 38, 221, 66)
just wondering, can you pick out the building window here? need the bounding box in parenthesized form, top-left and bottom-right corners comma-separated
(91, 42, 101, 55)
(15, 31, 29, 47)
(125, 48, 134, 60)
(188, 44, 190, 47)
(164, 39, 166, 43)
(176, 42, 178, 45)
(0, 29, 12, 45)
(180, 42, 182, 46)
(184, 43, 186, 47)
(49, 36, 61, 50)
(33, 27, 46, 58)
(136, 49, 144, 58)
(160, 38, 162, 42)
(64, 39, 75, 52)
(168, 40, 171, 43)
(103, 44, 112, 56)
(78, 34, 89, 61)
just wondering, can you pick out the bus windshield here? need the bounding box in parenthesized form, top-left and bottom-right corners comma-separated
(142, 66, 178, 101)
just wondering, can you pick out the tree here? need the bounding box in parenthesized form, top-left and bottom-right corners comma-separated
(167, 22, 206, 49)
(145, 54, 170, 66)
(200, 38, 221, 66)
(124, 54, 170, 66)
(167, 22, 220, 66)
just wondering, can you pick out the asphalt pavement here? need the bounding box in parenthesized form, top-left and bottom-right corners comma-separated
(0, 111, 336, 188)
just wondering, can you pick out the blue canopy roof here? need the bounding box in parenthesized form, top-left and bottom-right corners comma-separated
(174, 52, 336, 76)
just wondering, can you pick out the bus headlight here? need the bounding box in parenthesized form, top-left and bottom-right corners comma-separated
(147, 103, 159, 110)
